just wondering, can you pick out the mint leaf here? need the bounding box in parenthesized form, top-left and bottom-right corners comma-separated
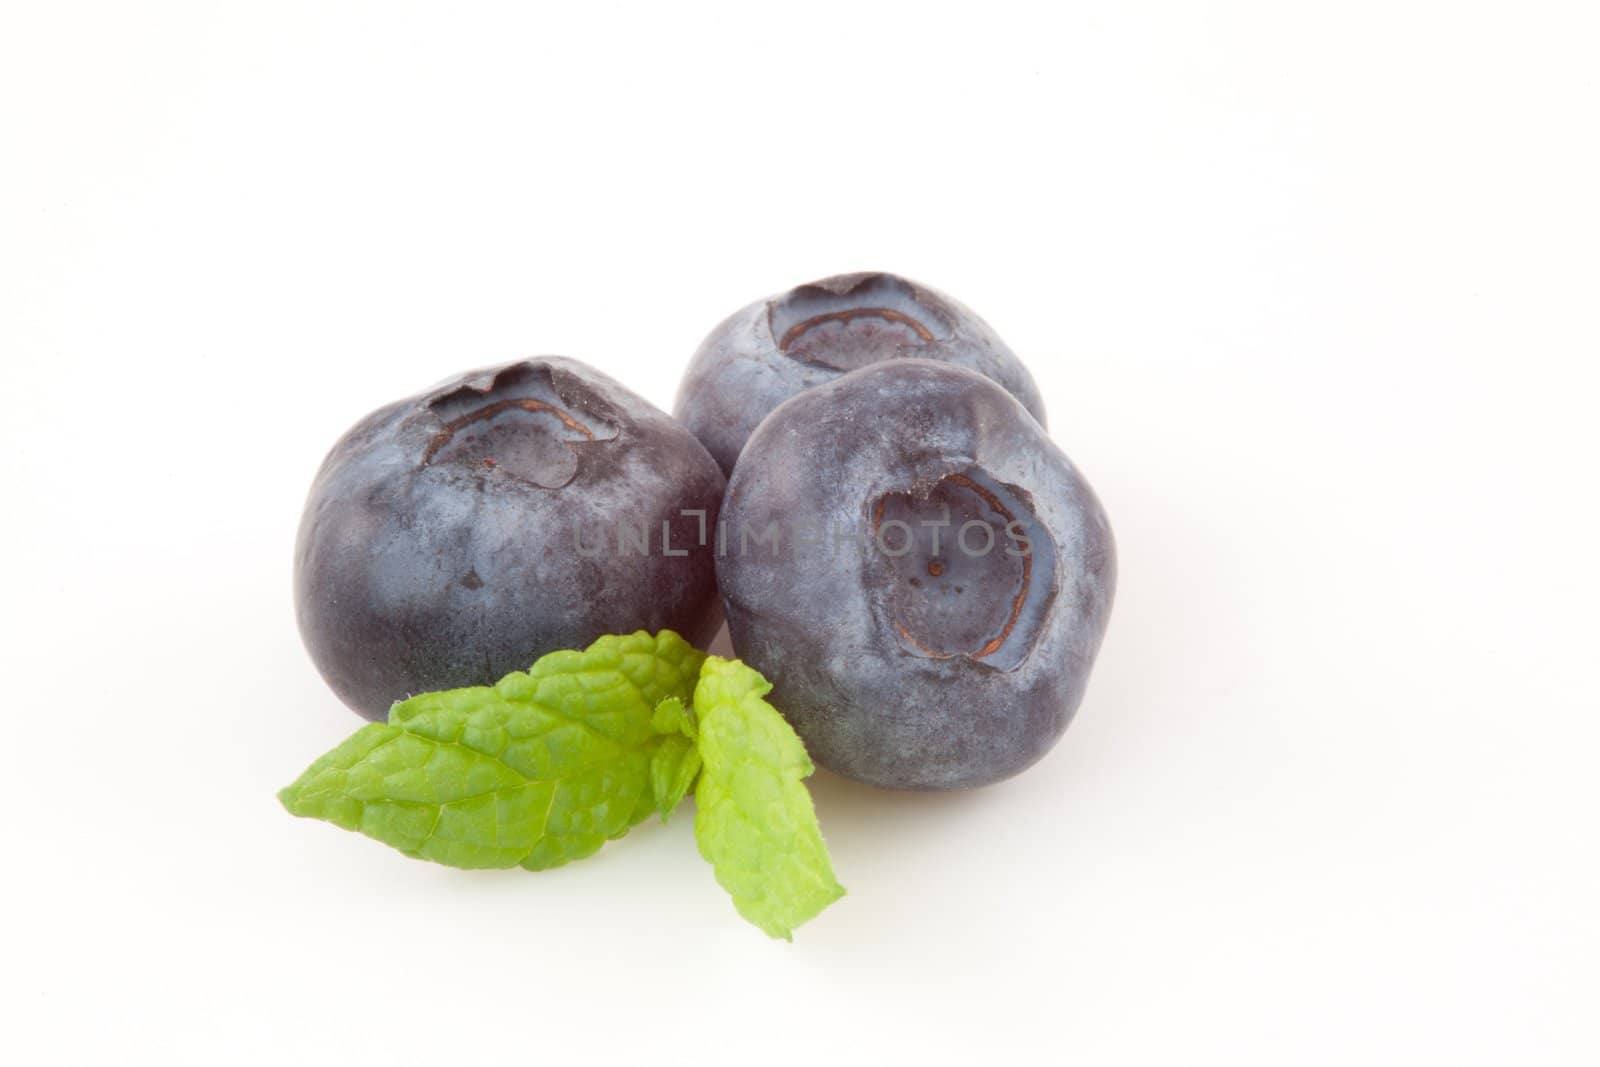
(691, 657, 846, 939)
(651, 735, 701, 821)
(649, 696, 700, 818)
(280, 630, 705, 871)
(651, 695, 696, 739)
(281, 633, 849, 938)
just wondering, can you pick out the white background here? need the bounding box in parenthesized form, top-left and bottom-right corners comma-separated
(3, 2, 1597, 1064)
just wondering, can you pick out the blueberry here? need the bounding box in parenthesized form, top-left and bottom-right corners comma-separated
(715, 360, 1114, 790)
(674, 272, 1047, 475)
(296, 357, 725, 720)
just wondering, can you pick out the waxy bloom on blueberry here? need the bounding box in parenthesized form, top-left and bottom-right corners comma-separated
(295, 358, 725, 720)
(715, 360, 1114, 790)
(675, 272, 1047, 476)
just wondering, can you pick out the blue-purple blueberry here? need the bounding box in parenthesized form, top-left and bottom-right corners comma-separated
(715, 360, 1114, 790)
(675, 272, 1047, 475)
(296, 357, 724, 720)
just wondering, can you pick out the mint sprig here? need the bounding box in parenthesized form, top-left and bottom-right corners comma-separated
(279, 630, 704, 870)
(691, 657, 846, 939)
(280, 631, 844, 937)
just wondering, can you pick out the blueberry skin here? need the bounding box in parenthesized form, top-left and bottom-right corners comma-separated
(296, 357, 725, 720)
(675, 272, 1047, 476)
(716, 360, 1114, 790)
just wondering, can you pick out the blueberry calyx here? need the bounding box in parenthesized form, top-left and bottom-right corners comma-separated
(768, 272, 952, 372)
(421, 362, 619, 489)
(872, 467, 1057, 672)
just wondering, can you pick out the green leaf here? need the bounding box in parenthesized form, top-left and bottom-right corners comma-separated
(650, 735, 701, 821)
(649, 696, 700, 819)
(280, 630, 705, 871)
(691, 657, 845, 939)
(651, 695, 696, 740)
